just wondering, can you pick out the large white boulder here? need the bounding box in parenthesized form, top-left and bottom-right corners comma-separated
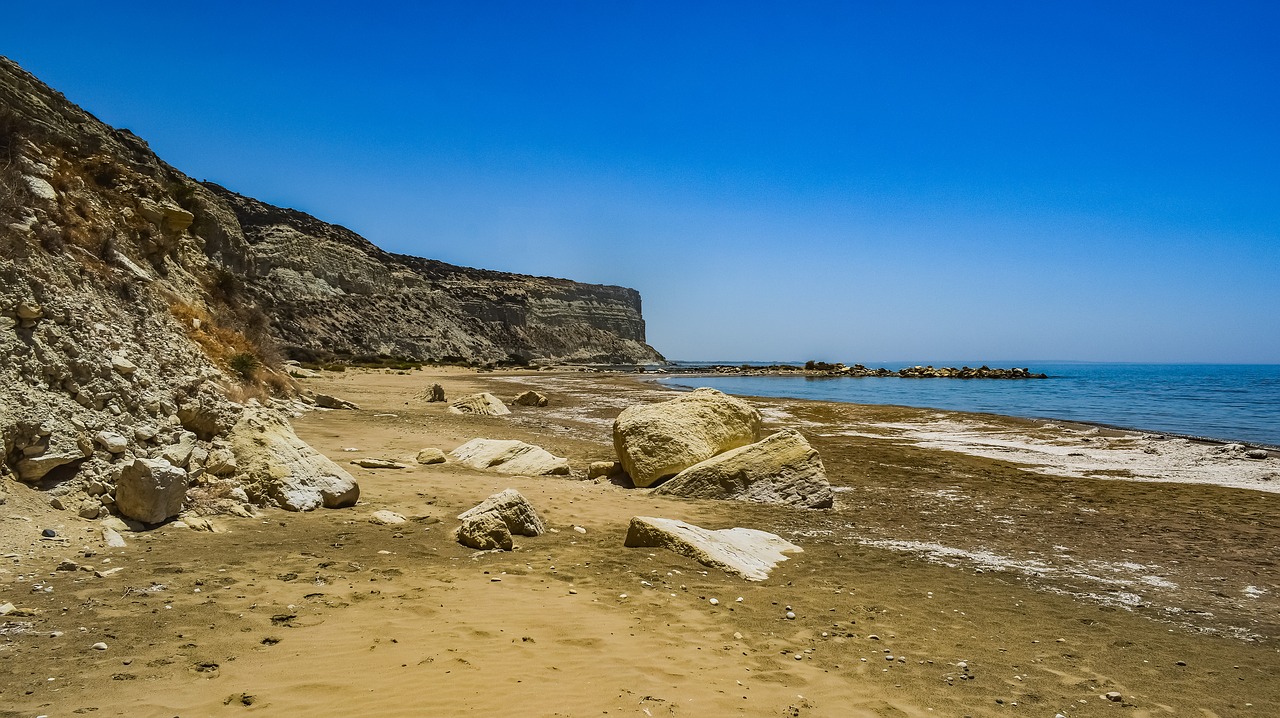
(114, 457, 188, 524)
(450, 438, 569, 476)
(448, 393, 510, 416)
(654, 429, 833, 509)
(229, 406, 360, 511)
(612, 388, 761, 487)
(623, 516, 802, 581)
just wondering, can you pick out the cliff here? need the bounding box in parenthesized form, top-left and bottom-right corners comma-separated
(0, 54, 658, 515)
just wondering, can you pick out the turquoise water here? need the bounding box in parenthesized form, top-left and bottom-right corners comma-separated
(658, 363, 1280, 447)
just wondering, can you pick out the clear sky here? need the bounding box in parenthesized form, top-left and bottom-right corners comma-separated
(4, 1, 1277, 363)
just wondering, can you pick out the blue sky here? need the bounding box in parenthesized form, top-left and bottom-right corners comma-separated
(4, 1, 1277, 362)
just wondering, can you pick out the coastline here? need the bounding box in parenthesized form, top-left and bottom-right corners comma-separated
(648, 367, 1280, 452)
(3, 367, 1277, 716)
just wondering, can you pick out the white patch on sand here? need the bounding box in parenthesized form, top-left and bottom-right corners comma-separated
(836, 416, 1279, 493)
(1243, 585, 1268, 598)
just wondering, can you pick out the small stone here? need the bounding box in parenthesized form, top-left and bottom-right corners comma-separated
(572, 525, 587, 534)
(91, 642, 108, 651)
(709, 598, 719, 606)
(42, 529, 57, 538)
(415, 448, 447, 465)
(867, 634, 879, 641)
(369, 510, 407, 526)
(1105, 691, 1122, 702)
(794, 653, 803, 661)
(1245, 449, 1269, 460)
(785, 611, 796, 620)
(94, 431, 129, 454)
(351, 458, 407, 469)
(110, 356, 138, 377)
(57, 559, 79, 571)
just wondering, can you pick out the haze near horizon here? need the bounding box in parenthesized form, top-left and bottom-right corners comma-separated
(3, 1, 1276, 363)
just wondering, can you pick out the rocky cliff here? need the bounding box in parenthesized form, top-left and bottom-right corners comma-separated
(0, 55, 658, 518)
(210, 184, 661, 366)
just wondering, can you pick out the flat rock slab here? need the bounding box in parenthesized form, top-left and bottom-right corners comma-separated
(351, 458, 408, 469)
(448, 393, 510, 416)
(450, 438, 569, 476)
(623, 516, 802, 581)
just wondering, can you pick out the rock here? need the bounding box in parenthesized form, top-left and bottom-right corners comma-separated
(102, 527, 127, 548)
(91, 641, 108, 651)
(23, 176, 57, 201)
(41, 528, 57, 538)
(1105, 691, 1122, 702)
(369, 510, 407, 526)
(587, 461, 623, 479)
(457, 488, 546, 537)
(110, 356, 138, 377)
(622, 516, 802, 581)
(94, 430, 129, 454)
(57, 559, 79, 571)
(205, 447, 238, 476)
(425, 383, 446, 402)
(137, 198, 194, 232)
(450, 438, 569, 476)
(114, 457, 188, 524)
(350, 458, 407, 469)
(175, 390, 239, 439)
(416, 448, 447, 464)
(1245, 449, 1269, 460)
(229, 406, 359, 511)
(653, 429, 833, 509)
(316, 394, 360, 410)
(77, 501, 102, 519)
(457, 512, 513, 551)
(16, 429, 93, 482)
(511, 390, 549, 407)
(613, 388, 762, 487)
(448, 392, 511, 416)
(161, 431, 198, 468)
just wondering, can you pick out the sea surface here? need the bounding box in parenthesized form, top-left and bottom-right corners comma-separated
(657, 362, 1280, 447)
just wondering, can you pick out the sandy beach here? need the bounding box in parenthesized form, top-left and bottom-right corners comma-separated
(2, 367, 1278, 717)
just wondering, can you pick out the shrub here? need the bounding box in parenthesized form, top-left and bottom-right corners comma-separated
(228, 352, 261, 381)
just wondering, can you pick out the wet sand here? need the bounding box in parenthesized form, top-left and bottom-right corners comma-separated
(1, 367, 1277, 716)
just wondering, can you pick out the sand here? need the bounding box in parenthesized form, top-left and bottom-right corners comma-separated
(1, 367, 1278, 716)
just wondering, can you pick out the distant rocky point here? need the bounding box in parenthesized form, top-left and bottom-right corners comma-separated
(659, 361, 1048, 379)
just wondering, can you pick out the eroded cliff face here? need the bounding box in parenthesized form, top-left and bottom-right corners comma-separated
(0, 55, 658, 514)
(211, 186, 662, 365)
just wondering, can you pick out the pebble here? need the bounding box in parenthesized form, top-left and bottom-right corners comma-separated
(785, 611, 796, 620)
(91, 642, 108, 651)
(736, 597, 744, 603)
(572, 526, 587, 534)
(868, 634, 880, 641)
(42, 529, 57, 538)
(794, 654, 802, 661)
(1105, 691, 1122, 702)
(709, 598, 719, 606)
(568, 589, 577, 595)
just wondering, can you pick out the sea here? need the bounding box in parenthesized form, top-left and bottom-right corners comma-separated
(656, 362, 1280, 448)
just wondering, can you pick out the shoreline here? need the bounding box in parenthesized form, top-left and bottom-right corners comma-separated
(646, 371, 1280, 453)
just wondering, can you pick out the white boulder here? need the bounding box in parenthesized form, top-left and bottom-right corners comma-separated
(654, 429, 833, 509)
(612, 388, 761, 487)
(623, 516, 802, 581)
(114, 457, 188, 524)
(229, 406, 359, 511)
(450, 438, 569, 476)
(448, 393, 510, 416)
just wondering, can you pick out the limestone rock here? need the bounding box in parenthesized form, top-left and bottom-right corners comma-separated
(612, 388, 762, 487)
(161, 431, 198, 468)
(512, 390, 549, 407)
(114, 457, 188, 524)
(448, 392, 511, 416)
(457, 511, 513, 551)
(102, 527, 127, 548)
(205, 447, 238, 476)
(654, 429, 833, 509)
(425, 383, 445, 402)
(457, 488, 546, 537)
(16, 429, 93, 483)
(623, 516, 802, 581)
(369, 510, 407, 525)
(109, 356, 137, 377)
(316, 394, 360, 410)
(450, 438, 569, 476)
(416, 448, 447, 464)
(351, 458, 407, 469)
(588, 460, 623, 479)
(137, 198, 194, 232)
(94, 431, 129, 454)
(229, 406, 360, 511)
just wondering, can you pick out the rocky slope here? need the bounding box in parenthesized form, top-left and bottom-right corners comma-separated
(0, 55, 658, 518)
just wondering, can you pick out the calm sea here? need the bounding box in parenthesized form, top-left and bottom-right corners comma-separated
(657, 362, 1280, 447)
